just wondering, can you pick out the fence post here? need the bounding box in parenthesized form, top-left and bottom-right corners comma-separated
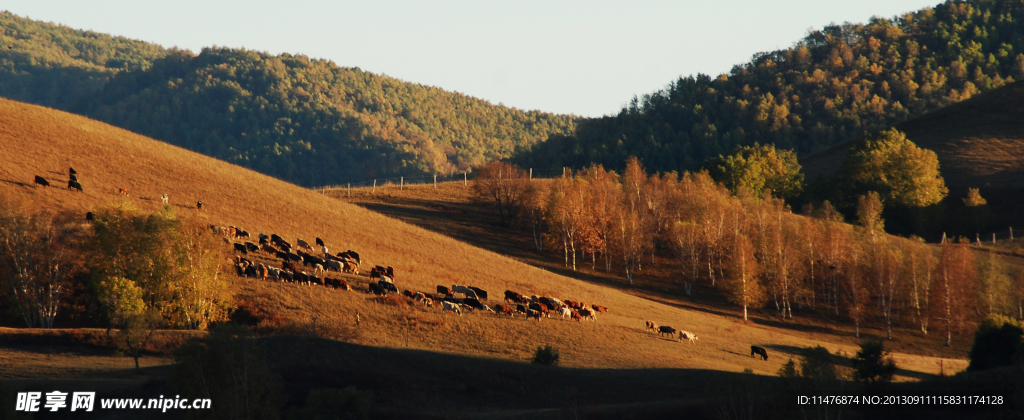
(562, 167, 566, 177)
(993, 232, 997, 244)
(401, 176, 404, 190)
(372, 180, 376, 193)
(347, 183, 350, 197)
(941, 232, 946, 244)
(434, 174, 437, 188)
(1011, 227, 1014, 240)
(529, 168, 532, 181)
(464, 172, 467, 186)
(976, 233, 981, 245)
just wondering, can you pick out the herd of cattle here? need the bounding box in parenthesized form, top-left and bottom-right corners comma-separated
(224, 225, 779, 361)
(34, 167, 82, 192)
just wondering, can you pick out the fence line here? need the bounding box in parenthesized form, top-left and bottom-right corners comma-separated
(309, 168, 568, 191)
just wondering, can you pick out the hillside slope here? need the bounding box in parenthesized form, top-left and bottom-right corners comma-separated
(0, 99, 962, 382)
(803, 79, 1024, 193)
(0, 11, 574, 187)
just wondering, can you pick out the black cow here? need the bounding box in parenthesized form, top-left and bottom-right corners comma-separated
(243, 265, 257, 278)
(316, 237, 325, 247)
(85, 212, 94, 221)
(658, 326, 677, 337)
(751, 346, 768, 361)
(279, 271, 293, 282)
(379, 280, 398, 293)
(275, 251, 288, 260)
(464, 298, 485, 310)
(197, 201, 203, 209)
(33, 176, 50, 187)
(468, 286, 488, 300)
(346, 250, 361, 264)
(309, 275, 322, 286)
(368, 283, 386, 296)
(245, 242, 259, 252)
(259, 237, 269, 246)
(286, 253, 301, 262)
(67, 180, 83, 192)
(233, 243, 248, 254)
(516, 304, 527, 314)
(69, 174, 78, 183)
(69, 167, 77, 176)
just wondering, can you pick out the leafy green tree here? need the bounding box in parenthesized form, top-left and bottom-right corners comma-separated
(840, 129, 947, 208)
(852, 340, 897, 383)
(703, 143, 803, 199)
(968, 316, 1024, 372)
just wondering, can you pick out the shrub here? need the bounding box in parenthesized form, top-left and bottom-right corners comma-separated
(777, 359, 799, 378)
(852, 340, 897, 383)
(968, 316, 1024, 372)
(532, 344, 560, 366)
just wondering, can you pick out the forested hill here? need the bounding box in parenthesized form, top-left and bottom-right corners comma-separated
(515, 0, 1024, 174)
(0, 12, 575, 187)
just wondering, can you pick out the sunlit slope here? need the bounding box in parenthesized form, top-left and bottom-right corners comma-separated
(802, 80, 1024, 192)
(0, 98, 963, 377)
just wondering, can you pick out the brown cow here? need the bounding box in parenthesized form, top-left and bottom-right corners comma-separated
(579, 308, 595, 321)
(565, 300, 580, 309)
(570, 310, 581, 322)
(118, 187, 129, 196)
(645, 321, 658, 332)
(495, 304, 515, 317)
(342, 260, 359, 275)
(592, 304, 608, 313)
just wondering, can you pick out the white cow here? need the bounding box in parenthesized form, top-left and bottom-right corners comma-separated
(559, 307, 572, 319)
(442, 301, 462, 316)
(678, 331, 698, 344)
(451, 285, 478, 300)
(160, 194, 169, 204)
(325, 259, 342, 272)
(297, 238, 314, 252)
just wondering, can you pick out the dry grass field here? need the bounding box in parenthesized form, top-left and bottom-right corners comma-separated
(0, 98, 990, 417)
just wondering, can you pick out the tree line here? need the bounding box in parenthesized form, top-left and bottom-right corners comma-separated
(515, 0, 1024, 177)
(476, 157, 1024, 345)
(0, 12, 575, 187)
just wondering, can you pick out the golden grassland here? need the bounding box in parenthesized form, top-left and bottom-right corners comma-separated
(0, 98, 972, 395)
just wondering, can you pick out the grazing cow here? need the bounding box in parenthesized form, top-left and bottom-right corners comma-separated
(197, 201, 203, 209)
(565, 300, 580, 309)
(751, 346, 768, 361)
(271, 234, 284, 246)
(539, 297, 552, 308)
(316, 237, 325, 247)
(267, 267, 281, 279)
(678, 331, 698, 344)
(279, 271, 293, 282)
(368, 283, 385, 296)
(245, 242, 259, 252)
(238, 230, 250, 239)
(262, 244, 279, 254)
(69, 174, 78, 182)
(645, 321, 658, 333)
(528, 303, 549, 317)
(442, 301, 463, 316)
(244, 265, 257, 278)
(592, 304, 608, 313)
(468, 286, 488, 300)
(579, 308, 595, 321)
(402, 290, 416, 299)
(495, 304, 514, 317)
(338, 279, 351, 291)
(325, 259, 342, 272)
(286, 253, 301, 262)
(437, 285, 453, 297)
(297, 239, 313, 252)
(504, 290, 524, 303)
(526, 309, 542, 321)
(118, 188, 129, 196)
(68, 180, 83, 192)
(160, 194, 168, 205)
(570, 310, 581, 322)
(257, 264, 268, 280)
(34, 176, 50, 187)
(69, 167, 77, 176)
(451, 285, 477, 300)
(658, 326, 677, 337)
(309, 274, 323, 286)
(386, 266, 395, 279)
(379, 281, 398, 293)
(85, 212, 94, 221)
(259, 233, 269, 242)
(342, 261, 359, 275)
(282, 261, 297, 273)
(559, 307, 572, 319)
(463, 298, 486, 310)
(515, 304, 527, 315)
(233, 243, 248, 254)
(314, 264, 325, 275)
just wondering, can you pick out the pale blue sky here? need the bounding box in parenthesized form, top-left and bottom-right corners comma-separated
(6, 1, 940, 117)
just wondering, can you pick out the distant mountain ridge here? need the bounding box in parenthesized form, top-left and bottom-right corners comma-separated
(0, 11, 574, 187)
(514, 0, 1024, 176)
